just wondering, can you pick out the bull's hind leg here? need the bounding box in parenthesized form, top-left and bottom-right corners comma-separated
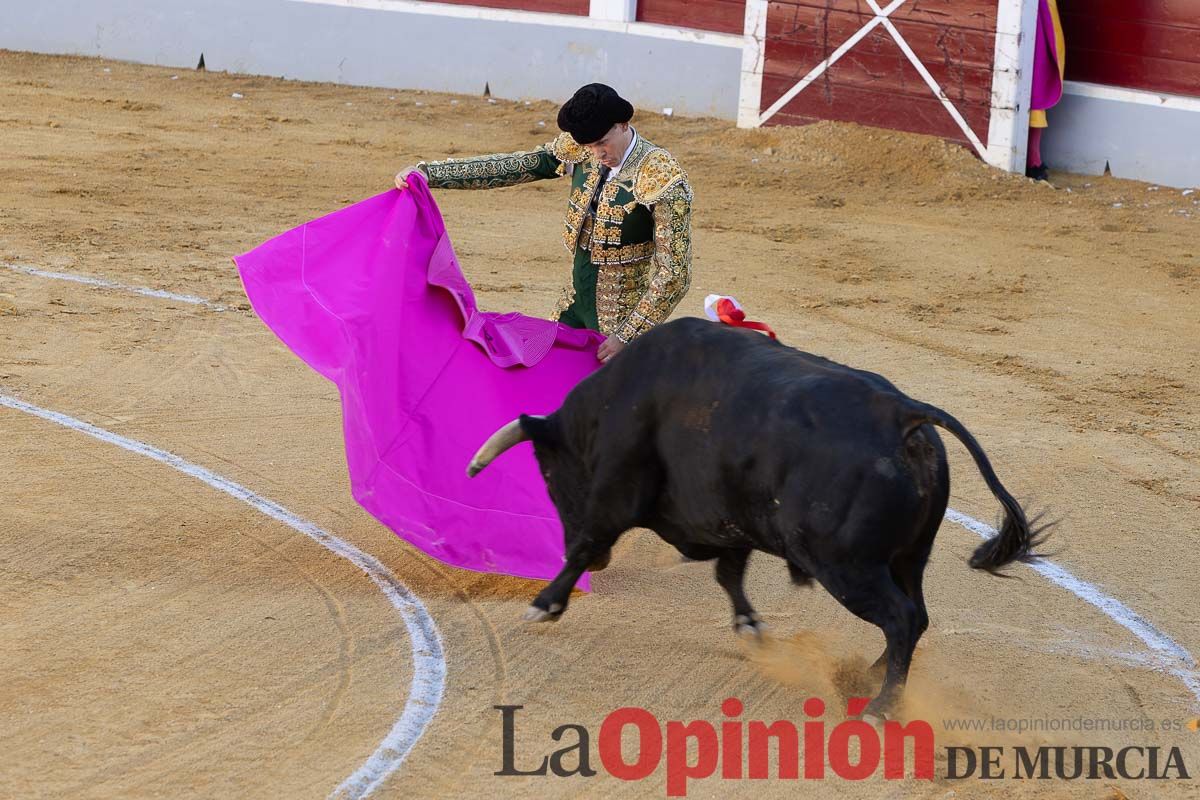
(714, 549, 766, 639)
(869, 504, 941, 674)
(818, 564, 922, 720)
(870, 553, 932, 676)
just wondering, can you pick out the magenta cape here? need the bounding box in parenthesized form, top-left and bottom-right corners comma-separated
(234, 175, 604, 587)
(1031, 0, 1064, 112)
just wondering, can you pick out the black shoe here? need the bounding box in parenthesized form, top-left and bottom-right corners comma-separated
(1025, 163, 1050, 181)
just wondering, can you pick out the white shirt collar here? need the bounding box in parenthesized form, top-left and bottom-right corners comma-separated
(608, 129, 639, 180)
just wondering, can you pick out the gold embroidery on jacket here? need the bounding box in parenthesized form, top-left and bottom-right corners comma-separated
(424, 134, 572, 189)
(595, 255, 653, 337)
(613, 179, 693, 341)
(552, 284, 577, 321)
(424, 150, 549, 189)
(562, 167, 604, 252)
(592, 241, 655, 266)
(633, 148, 689, 205)
(549, 132, 587, 164)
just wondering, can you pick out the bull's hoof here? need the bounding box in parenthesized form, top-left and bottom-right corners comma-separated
(733, 613, 768, 641)
(522, 603, 563, 623)
(860, 699, 893, 726)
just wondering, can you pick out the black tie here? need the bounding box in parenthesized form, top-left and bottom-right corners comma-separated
(588, 166, 611, 216)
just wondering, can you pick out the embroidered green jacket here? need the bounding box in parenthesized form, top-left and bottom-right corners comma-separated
(418, 131, 693, 343)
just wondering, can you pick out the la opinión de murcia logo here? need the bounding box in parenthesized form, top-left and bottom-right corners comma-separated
(497, 698, 934, 796)
(495, 700, 1194, 796)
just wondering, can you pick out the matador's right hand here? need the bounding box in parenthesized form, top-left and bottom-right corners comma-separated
(394, 165, 423, 191)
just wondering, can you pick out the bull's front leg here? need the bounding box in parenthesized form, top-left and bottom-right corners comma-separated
(523, 533, 615, 623)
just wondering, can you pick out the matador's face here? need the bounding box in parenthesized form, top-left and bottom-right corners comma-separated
(584, 123, 633, 169)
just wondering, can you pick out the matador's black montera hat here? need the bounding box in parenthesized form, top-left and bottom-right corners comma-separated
(557, 84, 634, 145)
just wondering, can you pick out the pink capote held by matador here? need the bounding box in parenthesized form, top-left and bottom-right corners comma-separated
(234, 173, 604, 588)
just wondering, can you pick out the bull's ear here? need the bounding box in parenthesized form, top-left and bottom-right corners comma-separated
(519, 414, 560, 447)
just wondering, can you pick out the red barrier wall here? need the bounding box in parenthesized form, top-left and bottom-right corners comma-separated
(636, 0, 748, 33)
(760, 0, 998, 146)
(435, 0, 589, 15)
(1059, 0, 1200, 98)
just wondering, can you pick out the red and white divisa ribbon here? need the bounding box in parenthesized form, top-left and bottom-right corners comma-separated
(703, 294, 777, 339)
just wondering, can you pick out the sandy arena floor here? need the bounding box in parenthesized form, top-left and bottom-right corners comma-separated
(2, 50, 1198, 799)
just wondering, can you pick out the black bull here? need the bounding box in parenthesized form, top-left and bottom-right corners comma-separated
(468, 318, 1045, 718)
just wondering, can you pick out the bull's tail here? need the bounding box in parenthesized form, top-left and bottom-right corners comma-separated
(903, 401, 1047, 573)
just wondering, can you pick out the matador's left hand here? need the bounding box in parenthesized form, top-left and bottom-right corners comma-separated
(597, 336, 626, 364)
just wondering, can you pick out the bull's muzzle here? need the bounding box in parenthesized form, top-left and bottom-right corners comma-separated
(466, 417, 538, 477)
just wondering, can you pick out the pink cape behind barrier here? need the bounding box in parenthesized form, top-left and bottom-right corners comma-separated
(234, 176, 603, 587)
(1031, 0, 1064, 112)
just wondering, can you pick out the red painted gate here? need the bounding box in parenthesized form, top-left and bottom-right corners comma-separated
(757, 0, 1003, 154)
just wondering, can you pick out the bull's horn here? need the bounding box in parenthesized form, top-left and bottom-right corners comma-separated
(467, 418, 535, 477)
